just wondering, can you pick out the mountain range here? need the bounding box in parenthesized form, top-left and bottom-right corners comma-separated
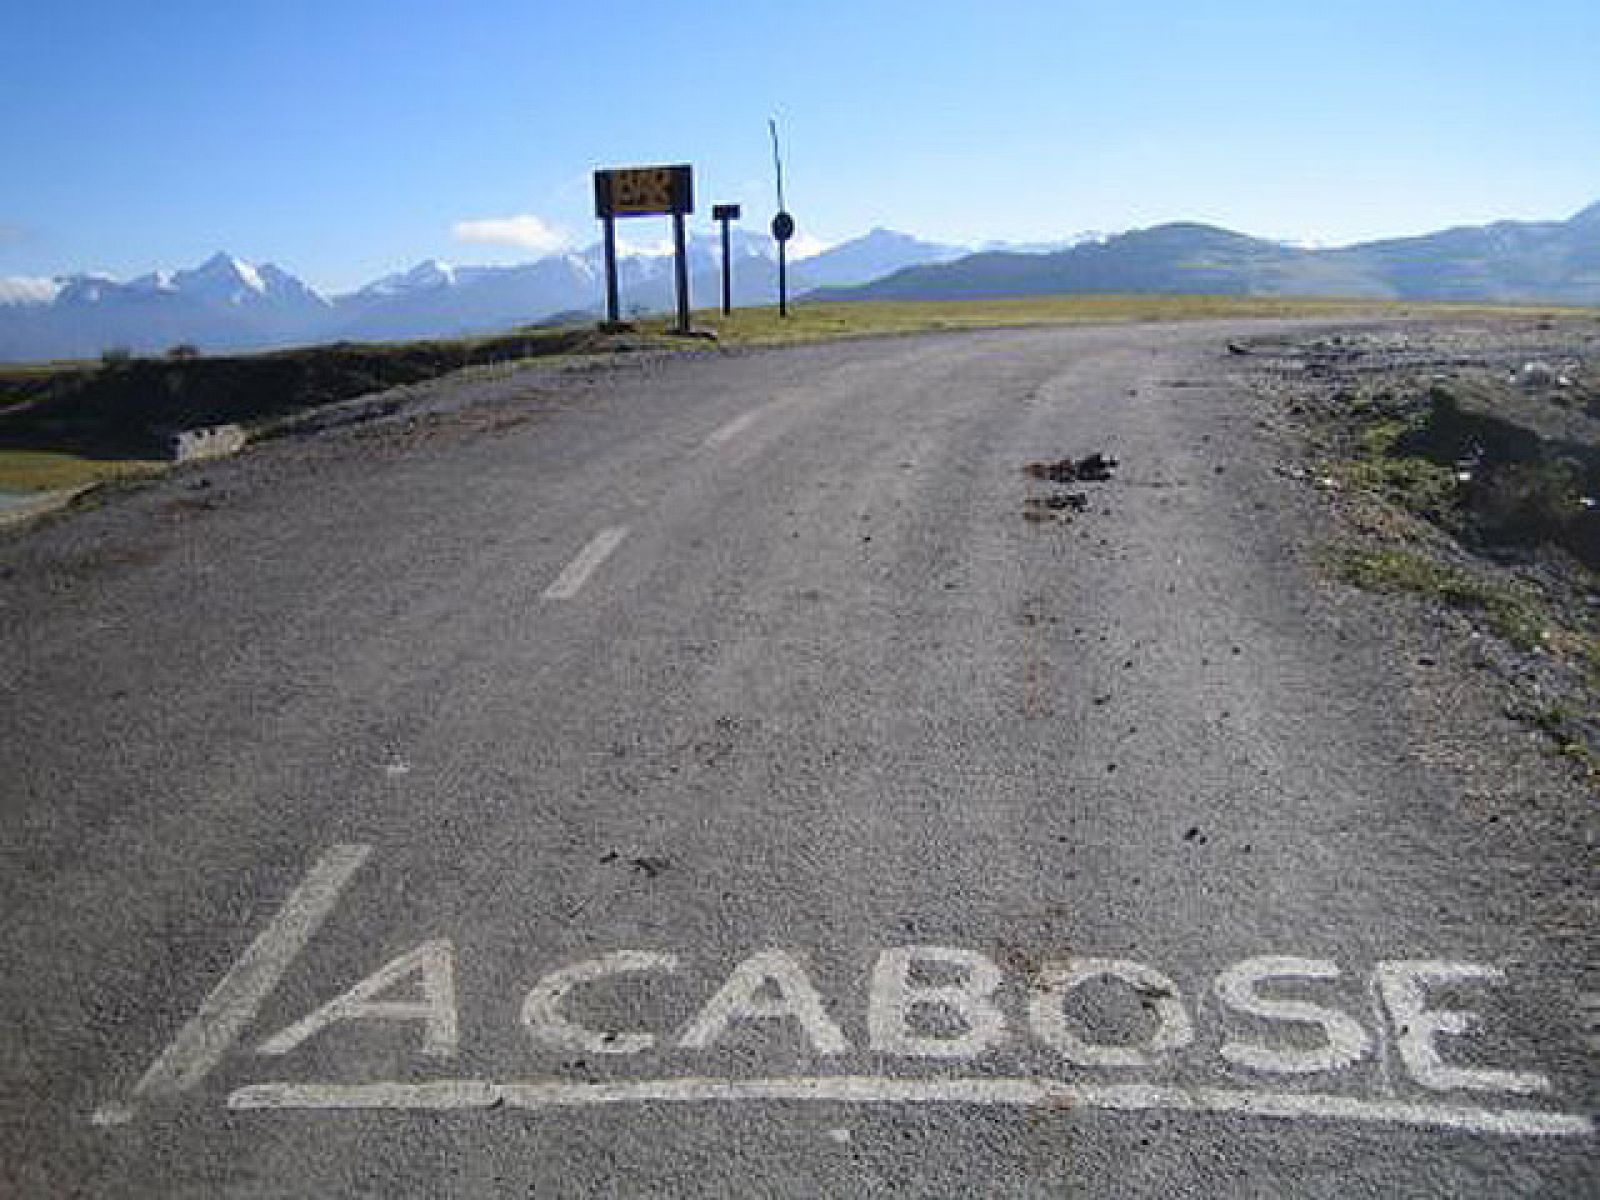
(812, 203, 1600, 307)
(2, 205, 1596, 362)
(0, 229, 977, 362)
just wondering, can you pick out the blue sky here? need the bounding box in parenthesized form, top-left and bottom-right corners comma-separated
(2, 0, 1597, 293)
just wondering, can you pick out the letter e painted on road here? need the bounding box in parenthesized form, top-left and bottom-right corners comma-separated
(1374, 961, 1551, 1095)
(1214, 956, 1371, 1075)
(1030, 958, 1193, 1067)
(869, 946, 1008, 1059)
(679, 950, 848, 1054)
(257, 939, 457, 1059)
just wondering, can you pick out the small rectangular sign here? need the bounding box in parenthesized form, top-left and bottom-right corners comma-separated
(595, 165, 694, 218)
(712, 203, 742, 221)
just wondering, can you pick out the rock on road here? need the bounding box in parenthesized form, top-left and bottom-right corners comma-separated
(1, 321, 1594, 1196)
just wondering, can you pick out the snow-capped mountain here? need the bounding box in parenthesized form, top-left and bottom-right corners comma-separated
(328, 228, 965, 342)
(789, 228, 965, 289)
(0, 229, 987, 361)
(0, 252, 333, 360)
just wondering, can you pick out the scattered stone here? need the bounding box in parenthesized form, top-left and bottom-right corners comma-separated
(1023, 492, 1089, 523)
(1023, 453, 1118, 483)
(1515, 361, 1556, 388)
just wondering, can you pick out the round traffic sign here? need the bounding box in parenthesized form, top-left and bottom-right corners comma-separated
(771, 211, 795, 242)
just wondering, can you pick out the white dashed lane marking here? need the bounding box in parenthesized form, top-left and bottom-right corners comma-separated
(542, 526, 630, 600)
(704, 409, 764, 448)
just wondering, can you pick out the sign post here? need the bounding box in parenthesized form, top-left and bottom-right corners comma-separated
(771, 210, 795, 318)
(768, 120, 794, 319)
(712, 203, 741, 316)
(601, 214, 621, 326)
(593, 164, 695, 333)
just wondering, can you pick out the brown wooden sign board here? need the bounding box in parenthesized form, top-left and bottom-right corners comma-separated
(594, 165, 694, 218)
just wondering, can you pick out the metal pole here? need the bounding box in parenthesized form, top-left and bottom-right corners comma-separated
(602, 215, 620, 326)
(672, 211, 691, 334)
(720, 218, 732, 316)
(778, 240, 788, 318)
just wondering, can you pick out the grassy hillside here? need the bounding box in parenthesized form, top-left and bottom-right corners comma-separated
(815, 207, 1600, 307)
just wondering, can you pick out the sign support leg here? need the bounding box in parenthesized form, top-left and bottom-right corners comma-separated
(720, 218, 732, 316)
(672, 211, 692, 334)
(778, 241, 788, 318)
(602, 215, 621, 327)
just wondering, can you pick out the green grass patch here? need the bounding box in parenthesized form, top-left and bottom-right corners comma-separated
(1337, 545, 1547, 649)
(0, 449, 165, 492)
(1340, 416, 1463, 523)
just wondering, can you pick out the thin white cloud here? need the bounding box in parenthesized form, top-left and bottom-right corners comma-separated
(0, 276, 60, 305)
(451, 213, 569, 255)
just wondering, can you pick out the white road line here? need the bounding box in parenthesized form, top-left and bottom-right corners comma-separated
(96, 844, 372, 1123)
(542, 526, 630, 600)
(704, 409, 763, 447)
(226, 1075, 1593, 1138)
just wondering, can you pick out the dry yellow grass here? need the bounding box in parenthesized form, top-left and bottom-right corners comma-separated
(0, 450, 164, 493)
(641, 295, 1594, 348)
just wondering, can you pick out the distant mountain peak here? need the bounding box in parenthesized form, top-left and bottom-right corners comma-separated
(4, 204, 1596, 362)
(191, 252, 265, 291)
(1570, 199, 1600, 227)
(357, 259, 459, 299)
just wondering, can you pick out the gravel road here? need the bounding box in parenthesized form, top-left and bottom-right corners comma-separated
(1, 320, 1594, 1196)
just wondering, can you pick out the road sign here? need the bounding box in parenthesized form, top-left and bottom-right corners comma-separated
(770, 211, 796, 317)
(594, 166, 694, 219)
(593, 164, 695, 332)
(713, 205, 743, 316)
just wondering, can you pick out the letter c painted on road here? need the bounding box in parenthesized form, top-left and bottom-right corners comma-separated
(522, 951, 679, 1055)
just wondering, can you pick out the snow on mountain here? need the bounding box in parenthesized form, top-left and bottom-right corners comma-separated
(0, 225, 1140, 361)
(257, 262, 331, 308)
(0, 277, 63, 306)
(127, 270, 177, 294)
(791, 228, 965, 290)
(357, 259, 459, 298)
(973, 232, 1110, 255)
(170, 252, 270, 306)
(0, 253, 337, 359)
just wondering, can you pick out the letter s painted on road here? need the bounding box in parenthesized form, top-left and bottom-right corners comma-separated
(1214, 956, 1371, 1075)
